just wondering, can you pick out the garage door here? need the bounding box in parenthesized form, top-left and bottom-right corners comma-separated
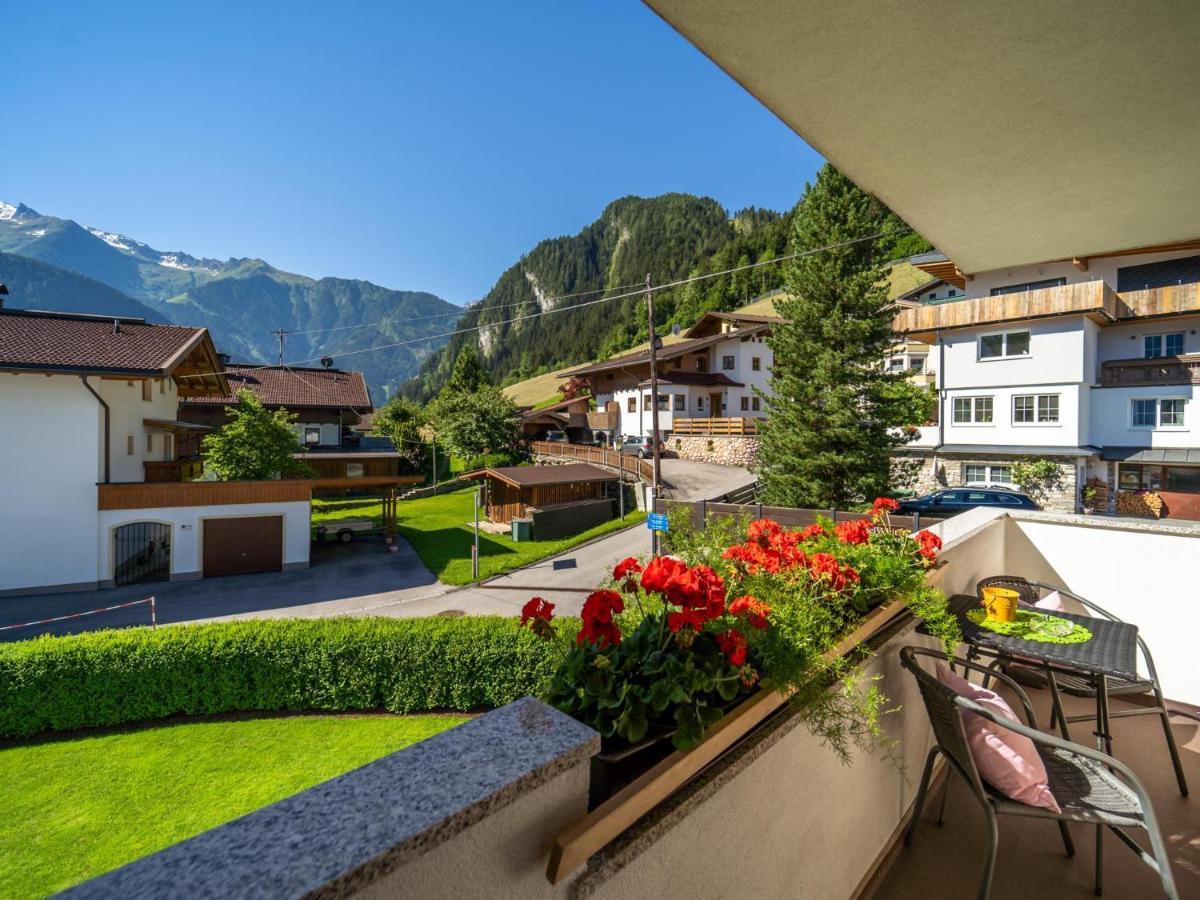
(202, 516, 283, 578)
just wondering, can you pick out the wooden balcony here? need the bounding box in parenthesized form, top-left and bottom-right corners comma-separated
(142, 459, 204, 483)
(893, 280, 1118, 341)
(1101, 353, 1200, 387)
(98, 480, 311, 510)
(670, 417, 759, 435)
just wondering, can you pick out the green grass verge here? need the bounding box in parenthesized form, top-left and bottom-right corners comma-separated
(0, 714, 466, 898)
(314, 488, 646, 585)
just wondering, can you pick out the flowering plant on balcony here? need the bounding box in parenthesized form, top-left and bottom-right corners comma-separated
(522, 501, 956, 757)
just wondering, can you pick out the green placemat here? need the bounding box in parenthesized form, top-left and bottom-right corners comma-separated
(966, 608, 1093, 644)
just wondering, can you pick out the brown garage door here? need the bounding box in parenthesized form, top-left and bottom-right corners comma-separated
(203, 516, 283, 578)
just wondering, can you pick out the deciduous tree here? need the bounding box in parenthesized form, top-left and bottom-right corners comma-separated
(202, 391, 312, 481)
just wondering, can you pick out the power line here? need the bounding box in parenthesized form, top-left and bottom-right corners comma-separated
(178, 229, 905, 379)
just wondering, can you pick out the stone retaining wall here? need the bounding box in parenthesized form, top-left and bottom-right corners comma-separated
(668, 435, 759, 468)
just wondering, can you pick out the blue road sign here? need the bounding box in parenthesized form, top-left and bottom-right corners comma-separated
(647, 512, 669, 532)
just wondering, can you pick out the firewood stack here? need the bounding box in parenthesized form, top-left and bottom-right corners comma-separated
(1115, 490, 1164, 519)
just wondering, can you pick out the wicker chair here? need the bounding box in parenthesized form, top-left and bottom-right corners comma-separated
(976, 576, 1188, 798)
(901, 646, 1178, 899)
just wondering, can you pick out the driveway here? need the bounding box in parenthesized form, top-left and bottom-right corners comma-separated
(0, 459, 753, 637)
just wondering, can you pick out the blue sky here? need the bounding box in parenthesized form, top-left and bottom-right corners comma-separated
(2, 2, 822, 304)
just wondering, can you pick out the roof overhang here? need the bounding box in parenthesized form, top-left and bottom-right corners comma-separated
(165, 329, 228, 399)
(143, 418, 212, 432)
(644, 1, 1200, 274)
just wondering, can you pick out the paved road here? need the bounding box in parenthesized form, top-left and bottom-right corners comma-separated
(0, 459, 753, 637)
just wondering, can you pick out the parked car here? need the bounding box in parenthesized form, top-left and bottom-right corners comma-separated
(541, 430, 569, 443)
(897, 487, 1039, 517)
(619, 435, 659, 458)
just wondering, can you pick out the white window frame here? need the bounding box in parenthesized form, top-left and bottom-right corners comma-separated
(1012, 393, 1060, 426)
(964, 464, 1013, 487)
(952, 395, 994, 425)
(977, 329, 1032, 361)
(1144, 332, 1185, 359)
(1130, 397, 1188, 431)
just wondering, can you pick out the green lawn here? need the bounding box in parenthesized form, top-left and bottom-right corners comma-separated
(1, 714, 467, 898)
(314, 487, 645, 585)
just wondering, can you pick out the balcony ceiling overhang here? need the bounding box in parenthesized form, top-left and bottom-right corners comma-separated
(644, 0, 1200, 274)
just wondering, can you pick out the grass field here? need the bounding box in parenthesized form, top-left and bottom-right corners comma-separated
(314, 487, 644, 585)
(0, 713, 467, 898)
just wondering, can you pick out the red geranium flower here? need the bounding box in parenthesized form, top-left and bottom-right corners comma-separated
(520, 596, 554, 624)
(747, 518, 783, 548)
(612, 557, 643, 585)
(798, 523, 826, 541)
(577, 589, 624, 647)
(668, 608, 708, 632)
(869, 497, 900, 518)
(808, 552, 861, 592)
(724, 521, 808, 575)
(914, 529, 942, 562)
(640, 556, 690, 597)
(717, 629, 748, 666)
(729, 595, 771, 629)
(834, 519, 872, 545)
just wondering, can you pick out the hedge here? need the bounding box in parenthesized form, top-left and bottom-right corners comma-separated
(0, 617, 573, 740)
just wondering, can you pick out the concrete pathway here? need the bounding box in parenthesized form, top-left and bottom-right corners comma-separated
(0, 460, 753, 637)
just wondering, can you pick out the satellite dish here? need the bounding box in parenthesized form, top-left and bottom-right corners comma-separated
(320, 357, 334, 369)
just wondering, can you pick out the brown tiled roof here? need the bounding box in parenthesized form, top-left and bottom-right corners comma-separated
(682, 311, 785, 338)
(563, 324, 771, 377)
(0, 309, 208, 375)
(459, 463, 617, 488)
(636, 372, 744, 388)
(183, 364, 372, 410)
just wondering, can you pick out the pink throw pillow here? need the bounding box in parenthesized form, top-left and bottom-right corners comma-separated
(1034, 590, 1068, 613)
(936, 663, 1061, 812)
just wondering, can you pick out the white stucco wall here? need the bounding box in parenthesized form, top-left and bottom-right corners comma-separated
(941, 383, 1087, 448)
(97, 376, 182, 483)
(96, 500, 311, 582)
(0, 374, 103, 592)
(941, 317, 1089, 389)
(1089, 384, 1196, 448)
(1096, 314, 1200, 364)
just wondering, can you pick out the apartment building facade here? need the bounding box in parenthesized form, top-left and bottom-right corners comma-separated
(894, 245, 1200, 518)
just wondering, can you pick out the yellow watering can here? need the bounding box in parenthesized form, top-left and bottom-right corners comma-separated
(981, 586, 1020, 623)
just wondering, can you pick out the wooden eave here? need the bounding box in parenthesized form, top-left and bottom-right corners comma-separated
(166, 329, 229, 398)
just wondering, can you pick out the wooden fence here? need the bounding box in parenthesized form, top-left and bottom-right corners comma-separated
(530, 441, 654, 482)
(670, 417, 759, 435)
(660, 498, 937, 532)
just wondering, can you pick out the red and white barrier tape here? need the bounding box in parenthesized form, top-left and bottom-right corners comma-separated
(0, 596, 157, 632)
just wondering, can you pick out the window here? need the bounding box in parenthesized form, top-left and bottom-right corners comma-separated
(141, 380, 152, 402)
(158, 379, 165, 394)
(346, 462, 364, 478)
(947, 289, 959, 298)
(989, 277, 1066, 297)
(952, 396, 993, 424)
(1132, 398, 1186, 429)
(888, 357, 905, 372)
(673, 395, 684, 411)
(928, 291, 937, 300)
(627, 397, 636, 413)
(964, 464, 1012, 486)
(304, 426, 321, 445)
(1167, 466, 1200, 493)
(740, 396, 750, 411)
(751, 397, 761, 411)
(722, 355, 735, 370)
(697, 396, 705, 409)
(751, 356, 761, 371)
(696, 357, 708, 373)
(979, 330, 1031, 359)
(909, 356, 926, 373)
(643, 393, 652, 411)
(126, 435, 135, 455)
(146, 433, 154, 453)
(657, 395, 668, 411)
(1144, 332, 1185, 358)
(1013, 393, 1059, 424)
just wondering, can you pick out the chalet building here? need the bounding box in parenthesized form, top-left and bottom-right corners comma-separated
(566, 311, 780, 439)
(180, 363, 406, 481)
(893, 244, 1200, 518)
(0, 308, 312, 595)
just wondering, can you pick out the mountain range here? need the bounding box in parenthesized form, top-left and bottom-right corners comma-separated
(0, 201, 460, 400)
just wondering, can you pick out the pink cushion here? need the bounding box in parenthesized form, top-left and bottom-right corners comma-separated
(936, 663, 1061, 812)
(1034, 590, 1068, 613)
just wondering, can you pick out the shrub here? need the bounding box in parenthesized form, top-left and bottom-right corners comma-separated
(0, 617, 571, 739)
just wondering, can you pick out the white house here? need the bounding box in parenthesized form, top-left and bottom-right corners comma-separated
(893, 245, 1200, 518)
(0, 308, 311, 596)
(567, 311, 778, 439)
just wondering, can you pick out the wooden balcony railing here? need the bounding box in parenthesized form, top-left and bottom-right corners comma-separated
(1101, 354, 1200, 387)
(142, 459, 204, 483)
(529, 440, 653, 482)
(99, 480, 311, 510)
(893, 280, 1117, 339)
(670, 417, 759, 435)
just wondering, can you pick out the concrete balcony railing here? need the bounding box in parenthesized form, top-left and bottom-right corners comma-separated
(1101, 353, 1200, 387)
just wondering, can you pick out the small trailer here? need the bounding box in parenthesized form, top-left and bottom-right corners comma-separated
(312, 517, 380, 544)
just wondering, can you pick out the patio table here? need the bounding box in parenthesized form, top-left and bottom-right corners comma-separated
(945, 594, 1141, 758)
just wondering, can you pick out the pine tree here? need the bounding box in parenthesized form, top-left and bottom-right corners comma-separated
(444, 344, 491, 395)
(757, 165, 921, 508)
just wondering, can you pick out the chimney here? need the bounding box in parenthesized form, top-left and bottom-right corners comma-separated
(0, 283, 9, 309)
(113, 318, 120, 335)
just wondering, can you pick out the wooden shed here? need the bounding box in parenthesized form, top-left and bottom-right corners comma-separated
(459, 464, 618, 523)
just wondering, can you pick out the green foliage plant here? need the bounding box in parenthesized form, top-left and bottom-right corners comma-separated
(373, 395, 429, 473)
(201, 390, 313, 480)
(1011, 458, 1064, 502)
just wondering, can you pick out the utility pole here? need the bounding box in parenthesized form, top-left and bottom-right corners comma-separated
(646, 273, 662, 555)
(272, 328, 290, 366)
